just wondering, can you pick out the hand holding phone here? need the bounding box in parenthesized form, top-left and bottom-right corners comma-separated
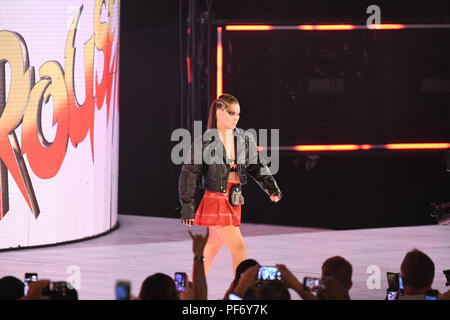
(174, 272, 187, 294)
(303, 277, 323, 293)
(24, 273, 38, 296)
(257, 266, 282, 281)
(116, 281, 131, 300)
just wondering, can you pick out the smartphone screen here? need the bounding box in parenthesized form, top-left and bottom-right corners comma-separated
(24, 273, 38, 296)
(116, 281, 130, 300)
(387, 290, 399, 300)
(174, 273, 187, 293)
(257, 266, 281, 281)
(303, 277, 322, 292)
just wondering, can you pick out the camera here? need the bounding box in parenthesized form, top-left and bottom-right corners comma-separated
(257, 266, 281, 281)
(303, 277, 323, 293)
(24, 273, 38, 296)
(116, 281, 131, 300)
(174, 272, 187, 294)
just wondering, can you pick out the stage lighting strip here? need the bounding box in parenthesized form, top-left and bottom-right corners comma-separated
(216, 24, 450, 152)
(217, 23, 450, 97)
(257, 143, 450, 152)
(224, 24, 450, 31)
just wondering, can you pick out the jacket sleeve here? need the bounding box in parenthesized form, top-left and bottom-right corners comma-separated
(245, 132, 282, 198)
(178, 138, 204, 219)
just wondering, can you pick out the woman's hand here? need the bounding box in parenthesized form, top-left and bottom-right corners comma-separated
(188, 228, 209, 256)
(270, 193, 281, 202)
(182, 219, 194, 226)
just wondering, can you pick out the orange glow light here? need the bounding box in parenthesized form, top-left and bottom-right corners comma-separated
(225, 25, 273, 31)
(368, 24, 405, 30)
(328, 145, 360, 151)
(186, 57, 192, 84)
(291, 143, 450, 152)
(315, 25, 356, 30)
(216, 27, 223, 98)
(385, 143, 450, 150)
(294, 145, 360, 151)
(298, 25, 315, 30)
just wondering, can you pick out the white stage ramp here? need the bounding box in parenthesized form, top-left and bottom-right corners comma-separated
(0, 215, 448, 300)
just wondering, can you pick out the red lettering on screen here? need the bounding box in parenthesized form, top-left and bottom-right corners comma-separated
(0, 0, 120, 219)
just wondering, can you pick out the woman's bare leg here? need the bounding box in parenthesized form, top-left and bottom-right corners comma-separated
(202, 226, 224, 276)
(214, 226, 247, 276)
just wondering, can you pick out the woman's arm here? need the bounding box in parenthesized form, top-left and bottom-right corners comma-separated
(178, 138, 204, 221)
(245, 132, 282, 199)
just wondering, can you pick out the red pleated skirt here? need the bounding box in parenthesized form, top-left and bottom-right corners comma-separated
(194, 181, 242, 227)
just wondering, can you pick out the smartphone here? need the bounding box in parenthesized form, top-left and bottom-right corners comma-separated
(174, 272, 187, 294)
(425, 289, 439, 300)
(116, 281, 131, 300)
(257, 266, 281, 281)
(387, 272, 399, 290)
(24, 273, 38, 296)
(303, 277, 323, 292)
(386, 289, 399, 300)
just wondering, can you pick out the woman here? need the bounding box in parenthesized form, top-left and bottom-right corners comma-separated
(178, 93, 282, 276)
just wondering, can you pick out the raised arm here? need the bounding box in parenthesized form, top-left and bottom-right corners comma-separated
(188, 228, 209, 300)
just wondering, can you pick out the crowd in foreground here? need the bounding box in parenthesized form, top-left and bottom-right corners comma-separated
(0, 229, 449, 300)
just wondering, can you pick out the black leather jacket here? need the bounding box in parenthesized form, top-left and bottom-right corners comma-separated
(178, 127, 282, 219)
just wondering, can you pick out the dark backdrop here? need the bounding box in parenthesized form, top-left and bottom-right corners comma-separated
(118, 0, 450, 229)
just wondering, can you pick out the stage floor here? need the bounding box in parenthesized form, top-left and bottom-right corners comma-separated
(0, 215, 449, 300)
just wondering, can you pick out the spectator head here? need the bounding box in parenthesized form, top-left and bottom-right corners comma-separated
(321, 256, 353, 297)
(400, 249, 435, 294)
(235, 259, 259, 283)
(258, 280, 291, 300)
(224, 259, 260, 300)
(138, 273, 180, 300)
(0, 276, 24, 300)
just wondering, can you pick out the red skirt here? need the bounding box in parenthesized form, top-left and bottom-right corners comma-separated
(194, 182, 242, 227)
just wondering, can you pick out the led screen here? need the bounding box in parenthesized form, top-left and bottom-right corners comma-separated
(0, 0, 120, 249)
